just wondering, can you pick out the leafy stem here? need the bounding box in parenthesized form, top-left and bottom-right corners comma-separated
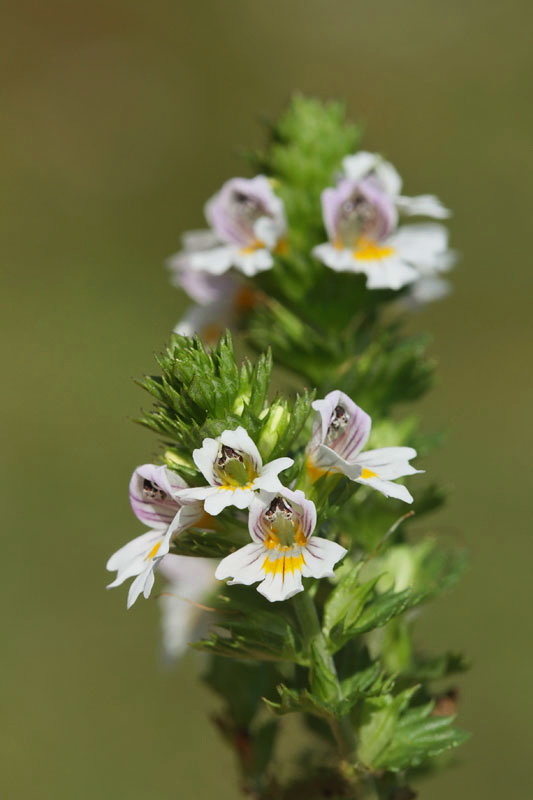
(292, 590, 356, 764)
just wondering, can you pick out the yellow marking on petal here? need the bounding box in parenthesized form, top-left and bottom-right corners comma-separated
(306, 458, 328, 483)
(239, 240, 264, 255)
(353, 237, 395, 261)
(360, 468, 378, 479)
(262, 553, 305, 576)
(264, 531, 280, 549)
(217, 482, 255, 492)
(146, 541, 161, 560)
(295, 528, 307, 547)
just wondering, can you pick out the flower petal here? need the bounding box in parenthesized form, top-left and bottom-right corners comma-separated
(129, 464, 185, 528)
(356, 447, 420, 480)
(215, 542, 266, 585)
(302, 537, 347, 579)
(106, 530, 163, 586)
(388, 223, 448, 267)
(204, 487, 253, 516)
(220, 427, 263, 472)
(158, 554, 218, 661)
(310, 390, 371, 463)
(362, 256, 419, 290)
(396, 194, 450, 219)
(342, 152, 403, 196)
(312, 243, 356, 272)
(233, 247, 273, 277)
(192, 438, 221, 485)
(257, 569, 303, 602)
(356, 475, 414, 504)
(188, 245, 235, 275)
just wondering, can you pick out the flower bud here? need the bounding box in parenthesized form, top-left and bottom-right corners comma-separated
(258, 400, 291, 459)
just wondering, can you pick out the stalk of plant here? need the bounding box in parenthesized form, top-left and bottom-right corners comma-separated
(106, 96, 468, 800)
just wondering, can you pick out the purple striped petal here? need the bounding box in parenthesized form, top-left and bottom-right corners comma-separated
(129, 464, 187, 529)
(205, 176, 285, 248)
(321, 178, 398, 246)
(309, 391, 371, 465)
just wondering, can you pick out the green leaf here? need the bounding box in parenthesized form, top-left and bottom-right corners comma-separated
(374, 701, 469, 771)
(340, 663, 396, 703)
(357, 688, 417, 767)
(264, 684, 335, 720)
(324, 563, 412, 652)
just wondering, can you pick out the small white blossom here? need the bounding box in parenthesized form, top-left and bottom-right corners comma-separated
(313, 177, 451, 291)
(179, 426, 293, 516)
(172, 176, 286, 280)
(306, 391, 421, 503)
(215, 489, 347, 602)
(157, 554, 218, 662)
(342, 151, 450, 219)
(106, 465, 206, 608)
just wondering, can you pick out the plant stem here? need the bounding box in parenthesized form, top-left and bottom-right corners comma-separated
(292, 591, 356, 763)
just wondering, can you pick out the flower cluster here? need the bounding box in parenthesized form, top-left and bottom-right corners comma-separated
(107, 396, 420, 615)
(107, 101, 468, 795)
(168, 156, 453, 336)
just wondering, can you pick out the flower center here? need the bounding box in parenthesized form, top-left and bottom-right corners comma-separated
(214, 445, 257, 488)
(336, 189, 380, 247)
(229, 190, 273, 247)
(263, 497, 306, 548)
(142, 479, 167, 502)
(326, 404, 349, 445)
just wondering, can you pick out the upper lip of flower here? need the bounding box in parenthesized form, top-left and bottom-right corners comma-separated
(322, 177, 398, 247)
(307, 391, 421, 503)
(205, 175, 286, 249)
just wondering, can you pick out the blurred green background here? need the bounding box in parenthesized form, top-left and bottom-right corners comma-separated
(2, 1, 532, 797)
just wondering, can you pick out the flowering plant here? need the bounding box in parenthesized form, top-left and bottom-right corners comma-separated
(107, 97, 468, 799)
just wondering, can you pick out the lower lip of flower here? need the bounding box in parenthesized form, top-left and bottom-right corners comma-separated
(145, 541, 162, 560)
(217, 482, 255, 492)
(352, 237, 395, 261)
(239, 239, 265, 255)
(262, 552, 305, 575)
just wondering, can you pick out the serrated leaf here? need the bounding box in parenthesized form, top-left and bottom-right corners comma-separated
(340, 663, 396, 702)
(374, 701, 469, 771)
(357, 687, 418, 767)
(325, 565, 411, 653)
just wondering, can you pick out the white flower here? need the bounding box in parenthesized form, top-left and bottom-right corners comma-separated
(172, 278, 259, 342)
(106, 465, 206, 608)
(157, 554, 218, 662)
(306, 391, 421, 504)
(342, 151, 450, 219)
(312, 177, 450, 291)
(179, 426, 293, 516)
(215, 489, 347, 602)
(172, 176, 286, 279)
